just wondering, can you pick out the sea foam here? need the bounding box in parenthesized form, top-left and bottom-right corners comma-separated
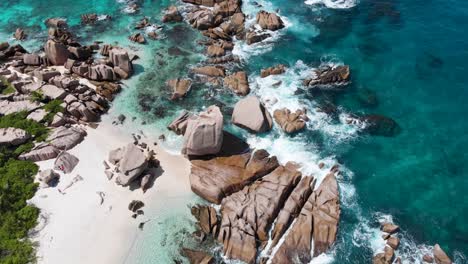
(305, 0, 358, 9)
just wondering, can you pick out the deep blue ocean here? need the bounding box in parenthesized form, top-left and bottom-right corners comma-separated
(1, 0, 467, 263)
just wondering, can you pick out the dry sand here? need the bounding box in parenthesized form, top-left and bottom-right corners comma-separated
(30, 119, 191, 264)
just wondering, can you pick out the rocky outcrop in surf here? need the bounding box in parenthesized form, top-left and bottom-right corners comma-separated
(232, 96, 273, 133)
(190, 149, 279, 203)
(188, 151, 341, 264)
(304, 65, 350, 87)
(273, 108, 309, 133)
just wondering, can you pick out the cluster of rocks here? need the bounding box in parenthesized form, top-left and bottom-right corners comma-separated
(188, 148, 340, 264)
(105, 143, 160, 192)
(373, 222, 402, 264)
(129, 17, 162, 43)
(373, 222, 453, 264)
(80, 13, 112, 25)
(0, 18, 138, 185)
(19, 126, 85, 162)
(159, 0, 286, 100)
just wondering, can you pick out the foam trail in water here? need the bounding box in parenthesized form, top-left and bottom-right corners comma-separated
(305, 0, 357, 9)
(232, 0, 292, 60)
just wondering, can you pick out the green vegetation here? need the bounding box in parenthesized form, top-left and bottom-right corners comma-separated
(42, 99, 64, 124)
(29, 91, 43, 103)
(0, 113, 47, 263)
(0, 159, 39, 264)
(0, 76, 15, 95)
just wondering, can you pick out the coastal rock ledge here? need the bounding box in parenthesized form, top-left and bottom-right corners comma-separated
(188, 149, 341, 264)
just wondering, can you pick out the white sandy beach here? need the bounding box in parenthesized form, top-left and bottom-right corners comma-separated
(30, 118, 191, 264)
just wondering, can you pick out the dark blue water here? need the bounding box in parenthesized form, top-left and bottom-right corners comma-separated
(2, 0, 468, 263)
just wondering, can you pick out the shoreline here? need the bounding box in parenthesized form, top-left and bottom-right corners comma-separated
(30, 116, 192, 264)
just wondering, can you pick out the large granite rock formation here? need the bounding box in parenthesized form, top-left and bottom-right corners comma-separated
(40, 84, 68, 100)
(218, 163, 302, 263)
(190, 149, 279, 204)
(0, 100, 42, 115)
(46, 126, 86, 150)
(44, 39, 70, 65)
(182, 105, 223, 156)
(19, 143, 61, 161)
(271, 171, 340, 263)
(87, 64, 117, 81)
(0, 128, 30, 146)
(232, 96, 272, 133)
(113, 143, 148, 186)
(270, 176, 315, 248)
(109, 48, 133, 79)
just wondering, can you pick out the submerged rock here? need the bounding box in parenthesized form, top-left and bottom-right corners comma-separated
(231, 96, 272, 133)
(190, 149, 279, 204)
(182, 105, 223, 156)
(167, 78, 192, 100)
(361, 115, 400, 137)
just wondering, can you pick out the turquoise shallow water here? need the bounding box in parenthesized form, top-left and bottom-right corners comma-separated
(2, 0, 468, 263)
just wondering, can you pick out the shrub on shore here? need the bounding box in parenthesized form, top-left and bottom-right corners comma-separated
(0, 114, 47, 263)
